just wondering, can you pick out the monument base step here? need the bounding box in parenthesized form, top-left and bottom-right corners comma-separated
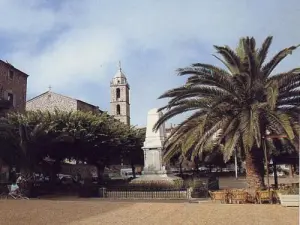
(130, 174, 182, 184)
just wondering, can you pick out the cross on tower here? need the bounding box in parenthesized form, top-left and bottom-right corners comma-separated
(118, 61, 122, 71)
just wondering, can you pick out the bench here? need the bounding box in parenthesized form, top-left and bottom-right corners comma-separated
(278, 194, 299, 207)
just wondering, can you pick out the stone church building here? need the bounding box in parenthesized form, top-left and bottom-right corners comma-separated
(26, 89, 102, 114)
(26, 63, 131, 125)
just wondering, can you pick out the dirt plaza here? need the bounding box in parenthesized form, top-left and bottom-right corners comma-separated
(0, 199, 298, 225)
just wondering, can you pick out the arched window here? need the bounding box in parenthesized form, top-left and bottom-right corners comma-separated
(116, 88, 120, 99)
(116, 104, 121, 115)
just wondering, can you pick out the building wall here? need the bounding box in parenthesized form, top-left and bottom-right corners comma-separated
(0, 61, 28, 112)
(77, 100, 99, 113)
(26, 92, 77, 112)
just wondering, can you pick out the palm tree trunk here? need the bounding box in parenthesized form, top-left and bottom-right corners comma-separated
(245, 147, 265, 190)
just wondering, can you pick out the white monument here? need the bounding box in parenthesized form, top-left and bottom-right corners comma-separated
(131, 108, 181, 183)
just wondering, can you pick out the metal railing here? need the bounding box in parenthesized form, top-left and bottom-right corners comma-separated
(98, 179, 219, 199)
(99, 187, 191, 199)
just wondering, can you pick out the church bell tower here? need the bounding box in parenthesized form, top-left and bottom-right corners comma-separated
(110, 62, 130, 125)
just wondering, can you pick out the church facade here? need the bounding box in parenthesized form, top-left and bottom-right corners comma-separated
(26, 90, 102, 114)
(26, 62, 131, 125)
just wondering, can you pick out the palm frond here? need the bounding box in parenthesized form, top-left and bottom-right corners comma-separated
(262, 44, 300, 77)
(257, 36, 273, 67)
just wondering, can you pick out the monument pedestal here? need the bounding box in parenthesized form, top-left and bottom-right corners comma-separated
(131, 173, 181, 184)
(131, 108, 181, 185)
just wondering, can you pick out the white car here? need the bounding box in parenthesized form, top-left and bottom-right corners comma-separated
(198, 167, 209, 172)
(270, 172, 285, 177)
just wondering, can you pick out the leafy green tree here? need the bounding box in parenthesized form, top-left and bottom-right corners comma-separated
(7, 112, 52, 180)
(120, 127, 145, 178)
(0, 98, 20, 169)
(40, 110, 125, 177)
(154, 36, 300, 189)
(6, 110, 145, 181)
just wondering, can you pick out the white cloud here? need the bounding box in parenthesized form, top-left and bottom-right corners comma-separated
(12, 27, 124, 91)
(0, 0, 300, 126)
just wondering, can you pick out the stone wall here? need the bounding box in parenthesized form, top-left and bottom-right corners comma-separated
(77, 100, 99, 113)
(26, 92, 77, 112)
(0, 60, 28, 112)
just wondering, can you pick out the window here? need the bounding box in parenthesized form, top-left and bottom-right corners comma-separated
(116, 104, 120, 115)
(7, 93, 14, 106)
(9, 70, 14, 80)
(116, 88, 120, 99)
(0, 86, 3, 98)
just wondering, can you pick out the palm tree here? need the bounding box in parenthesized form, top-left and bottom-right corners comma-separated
(154, 36, 300, 190)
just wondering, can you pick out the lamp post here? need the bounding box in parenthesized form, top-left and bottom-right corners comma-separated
(269, 158, 278, 189)
(262, 138, 270, 191)
(234, 148, 238, 179)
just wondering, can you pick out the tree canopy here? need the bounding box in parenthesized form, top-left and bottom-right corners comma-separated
(0, 110, 145, 176)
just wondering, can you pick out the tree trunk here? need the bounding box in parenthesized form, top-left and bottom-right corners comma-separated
(289, 164, 294, 178)
(193, 156, 200, 175)
(94, 163, 105, 183)
(273, 161, 278, 189)
(131, 163, 136, 178)
(179, 163, 183, 176)
(19, 168, 34, 197)
(178, 156, 184, 176)
(245, 147, 265, 190)
(50, 160, 61, 184)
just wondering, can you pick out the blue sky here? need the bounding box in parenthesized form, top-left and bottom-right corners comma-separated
(1, 0, 300, 127)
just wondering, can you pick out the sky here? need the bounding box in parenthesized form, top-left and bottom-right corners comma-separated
(0, 0, 300, 127)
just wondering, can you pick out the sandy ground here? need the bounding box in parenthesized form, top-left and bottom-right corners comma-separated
(0, 199, 298, 225)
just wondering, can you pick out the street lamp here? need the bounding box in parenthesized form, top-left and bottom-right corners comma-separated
(234, 148, 238, 179)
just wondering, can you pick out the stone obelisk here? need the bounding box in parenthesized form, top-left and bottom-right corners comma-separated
(131, 108, 181, 184)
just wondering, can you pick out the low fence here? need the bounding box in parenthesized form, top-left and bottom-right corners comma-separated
(97, 179, 219, 199)
(100, 188, 191, 199)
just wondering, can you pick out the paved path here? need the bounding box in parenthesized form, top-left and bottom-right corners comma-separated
(0, 199, 298, 225)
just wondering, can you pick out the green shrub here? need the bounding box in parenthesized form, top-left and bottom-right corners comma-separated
(278, 187, 299, 195)
(182, 178, 205, 189)
(127, 180, 184, 190)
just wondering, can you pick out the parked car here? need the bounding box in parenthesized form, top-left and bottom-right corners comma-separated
(198, 166, 209, 172)
(120, 168, 140, 179)
(270, 171, 285, 177)
(57, 174, 73, 184)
